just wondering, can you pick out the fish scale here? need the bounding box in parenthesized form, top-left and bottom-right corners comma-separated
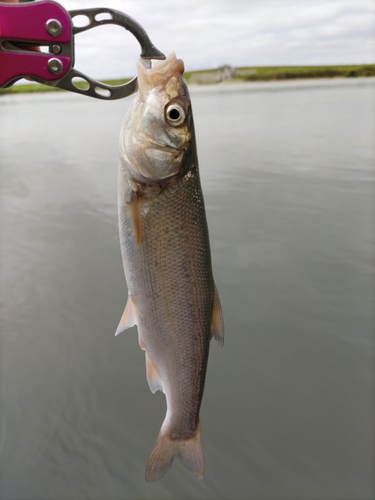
(117, 53, 224, 482)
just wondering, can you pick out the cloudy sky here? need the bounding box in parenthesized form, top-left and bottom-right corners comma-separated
(55, 0, 373, 80)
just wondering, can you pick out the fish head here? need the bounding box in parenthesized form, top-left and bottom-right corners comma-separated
(120, 53, 193, 184)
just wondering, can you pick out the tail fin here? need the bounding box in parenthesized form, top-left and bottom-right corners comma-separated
(145, 423, 204, 483)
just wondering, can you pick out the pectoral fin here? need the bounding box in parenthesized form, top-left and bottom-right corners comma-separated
(210, 285, 224, 347)
(115, 295, 137, 336)
(127, 190, 142, 245)
(146, 353, 164, 394)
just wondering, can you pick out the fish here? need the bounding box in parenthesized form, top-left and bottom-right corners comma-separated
(116, 53, 224, 482)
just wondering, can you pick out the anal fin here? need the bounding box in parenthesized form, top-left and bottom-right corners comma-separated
(211, 284, 224, 347)
(115, 295, 137, 336)
(146, 353, 164, 394)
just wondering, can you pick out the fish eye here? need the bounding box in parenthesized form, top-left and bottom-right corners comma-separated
(165, 103, 186, 127)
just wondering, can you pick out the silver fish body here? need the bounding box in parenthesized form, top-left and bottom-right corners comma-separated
(117, 53, 224, 482)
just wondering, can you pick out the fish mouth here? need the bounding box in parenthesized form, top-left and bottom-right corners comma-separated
(137, 53, 185, 89)
(139, 52, 184, 73)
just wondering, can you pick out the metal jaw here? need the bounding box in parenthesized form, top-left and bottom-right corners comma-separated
(53, 7, 166, 99)
(0, 1, 165, 100)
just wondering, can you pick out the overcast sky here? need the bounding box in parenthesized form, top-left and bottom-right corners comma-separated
(57, 0, 374, 80)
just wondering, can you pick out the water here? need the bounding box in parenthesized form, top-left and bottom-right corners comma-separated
(0, 79, 374, 500)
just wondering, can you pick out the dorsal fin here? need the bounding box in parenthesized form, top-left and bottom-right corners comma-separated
(115, 295, 137, 336)
(210, 285, 224, 347)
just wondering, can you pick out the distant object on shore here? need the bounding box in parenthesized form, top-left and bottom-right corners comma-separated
(184, 64, 375, 85)
(188, 64, 237, 84)
(1, 64, 374, 95)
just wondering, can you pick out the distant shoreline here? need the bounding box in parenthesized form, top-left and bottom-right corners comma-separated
(1, 64, 374, 95)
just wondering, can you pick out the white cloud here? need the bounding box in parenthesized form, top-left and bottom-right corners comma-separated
(55, 0, 374, 79)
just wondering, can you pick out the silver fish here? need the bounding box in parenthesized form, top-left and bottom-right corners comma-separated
(116, 53, 224, 482)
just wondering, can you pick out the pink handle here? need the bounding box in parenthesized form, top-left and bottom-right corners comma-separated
(0, 1, 71, 42)
(0, 52, 71, 86)
(0, 1, 72, 86)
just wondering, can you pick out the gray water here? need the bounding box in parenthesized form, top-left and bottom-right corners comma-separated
(0, 79, 374, 500)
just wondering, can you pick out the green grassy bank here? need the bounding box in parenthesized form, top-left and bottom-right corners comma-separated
(234, 64, 375, 82)
(1, 64, 374, 95)
(0, 77, 132, 95)
(184, 64, 375, 84)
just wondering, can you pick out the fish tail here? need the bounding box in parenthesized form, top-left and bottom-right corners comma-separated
(145, 423, 204, 482)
